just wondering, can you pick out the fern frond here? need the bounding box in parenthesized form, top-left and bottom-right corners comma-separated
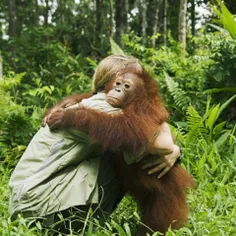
(164, 72, 191, 112)
(186, 106, 208, 144)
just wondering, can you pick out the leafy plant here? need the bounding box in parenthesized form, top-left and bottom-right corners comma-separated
(110, 38, 125, 55)
(0, 73, 43, 166)
(211, 0, 236, 37)
(176, 95, 236, 181)
(163, 72, 191, 113)
(3, 27, 94, 108)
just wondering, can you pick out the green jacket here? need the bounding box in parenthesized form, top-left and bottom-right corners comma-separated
(9, 93, 121, 220)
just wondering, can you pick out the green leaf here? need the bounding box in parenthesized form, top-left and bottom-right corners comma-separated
(220, 1, 236, 37)
(212, 0, 236, 37)
(213, 121, 226, 135)
(111, 220, 127, 236)
(123, 223, 132, 236)
(232, 153, 236, 165)
(218, 94, 236, 117)
(207, 23, 229, 35)
(213, 71, 223, 82)
(110, 38, 126, 55)
(215, 130, 231, 149)
(206, 104, 220, 131)
(206, 95, 236, 131)
(208, 147, 217, 173)
(204, 87, 236, 94)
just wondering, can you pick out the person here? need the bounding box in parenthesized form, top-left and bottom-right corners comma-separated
(9, 55, 180, 233)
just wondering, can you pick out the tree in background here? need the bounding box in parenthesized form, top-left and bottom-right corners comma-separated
(1, 0, 235, 57)
(178, 0, 188, 52)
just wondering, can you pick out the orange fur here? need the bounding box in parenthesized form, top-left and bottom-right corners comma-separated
(112, 155, 195, 235)
(47, 71, 195, 235)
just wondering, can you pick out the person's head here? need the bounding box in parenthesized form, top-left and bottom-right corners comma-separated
(92, 55, 143, 93)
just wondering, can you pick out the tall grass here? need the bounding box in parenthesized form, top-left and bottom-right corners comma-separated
(0, 167, 41, 236)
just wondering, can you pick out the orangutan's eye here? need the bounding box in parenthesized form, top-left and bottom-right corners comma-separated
(124, 84, 130, 89)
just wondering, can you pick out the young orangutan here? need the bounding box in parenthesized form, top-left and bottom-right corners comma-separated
(47, 70, 195, 235)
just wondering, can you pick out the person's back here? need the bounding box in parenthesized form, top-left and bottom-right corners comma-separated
(9, 123, 102, 218)
(9, 92, 121, 221)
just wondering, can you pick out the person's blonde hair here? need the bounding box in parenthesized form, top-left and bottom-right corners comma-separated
(92, 55, 143, 92)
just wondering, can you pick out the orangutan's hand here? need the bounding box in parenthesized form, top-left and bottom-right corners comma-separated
(41, 99, 80, 127)
(46, 109, 66, 130)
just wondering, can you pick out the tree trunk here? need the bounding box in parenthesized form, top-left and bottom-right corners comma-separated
(163, 0, 167, 45)
(96, 0, 103, 47)
(139, 0, 147, 43)
(123, 0, 128, 34)
(8, 0, 16, 38)
(44, 0, 49, 26)
(152, 0, 162, 48)
(34, 0, 39, 26)
(191, 0, 195, 36)
(115, 0, 123, 44)
(8, 0, 16, 56)
(0, 54, 2, 79)
(109, 0, 114, 37)
(58, 0, 65, 24)
(178, 0, 187, 52)
(115, 0, 128, 44)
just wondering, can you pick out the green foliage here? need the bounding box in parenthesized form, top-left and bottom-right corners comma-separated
(163, 72, 191, 112)
(110, 38, 125, 56)
(175, 96, 236, 181)
(3, 27, 94, 108)
(201, 33, 236, 122)
(0, 73, 42, 166)
(0, 167, 41, 236)
(167, 100, 236, 235)
(211, 0, 236, 37)
(110, 195, 140, 235)
(203, 33, 236, 89)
